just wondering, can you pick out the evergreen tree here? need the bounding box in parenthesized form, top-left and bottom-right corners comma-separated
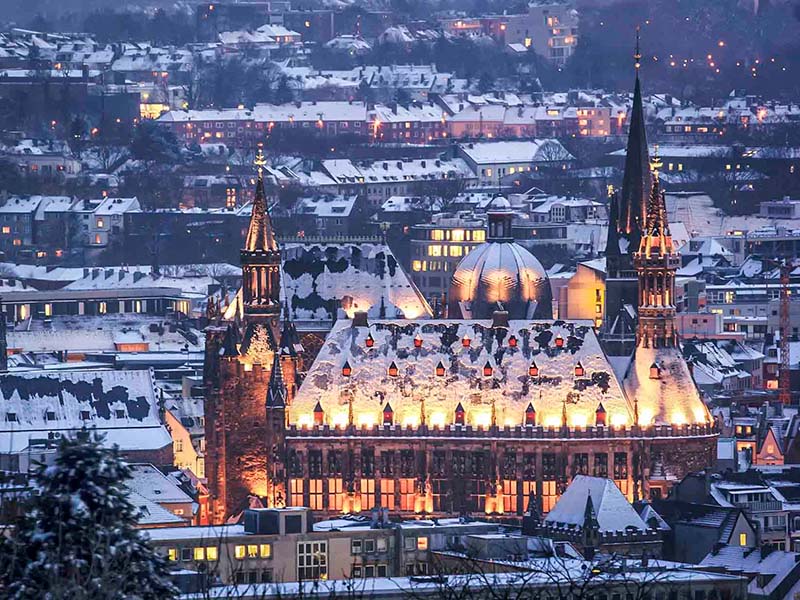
(0, 432, 177, 600)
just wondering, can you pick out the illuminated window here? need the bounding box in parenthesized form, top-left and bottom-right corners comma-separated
(99, 302, 107, 315)
(1, 226, 9, 234)
(399, 478, 415, 511)
(260, 544, 272, 558)
(431, 230, 444, 241)
(226, 187, 237, 208)
(44, 303, 52, 317)
(309, 479, 323, 510)
(450, 229, 464, 241)
(449, 246, 463, 257)
(297, 541, 327, 580)
(473, 230, 486, 242)
(235, 545, 246, 560)
(12, 239, 21, 246)
(361, 478, 375, 511)
(96, 218, 104, 228)
(94, 234, 101, 245)
(290, 478, 304, 507)
(416, 537, 428, 550)
(412, 260, 423, 271)
(328, 478, 344, 511)
(739, 533, 747, 546)
(524, 37, 532, 48)
(485, 168, 493, 178)
(381, 479, 395, 509)
(427, 245, 442, 257)
(168, 548, 178, 561)
(193, 547, 205, 561)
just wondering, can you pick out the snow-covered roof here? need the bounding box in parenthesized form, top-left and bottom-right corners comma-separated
(545, 475, 648, 532)
(128, 463, 194, 505)
(459, 140, 574, 165)
(290, 319, 634, 429)
(0, 369, 171, 453)
(296, 195, 357, 218)
(700, 545, 798, 596)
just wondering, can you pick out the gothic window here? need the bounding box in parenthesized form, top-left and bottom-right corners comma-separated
(472, 452, 487, 478)
(573, 453, 589, 476)
(453, 452, 467, 477)
(613, 452, 628, 480)
(381, 451, 395, 477)
(307, 450, 322, 477)
(362, 449, 375, 478)
(290, 450, 304, 477)
(542, 453, 556, 481)
(432, 451, 447, 477)
(594, 453, 608, 478)
(523, 453, 536, 480)
(400, 450, 415, 477)
(328, 450, 342, 476)
(501, 452, 516, 479)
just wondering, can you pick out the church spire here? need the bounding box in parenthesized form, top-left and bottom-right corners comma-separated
(634, 151, 681, 349)
(614, 26, 650, 253)
(241, 147, 281, 325)
(245, 148, 278, 253)
(266, 351, 287, 408)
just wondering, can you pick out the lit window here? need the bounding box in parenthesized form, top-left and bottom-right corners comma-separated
(99, 302, 107, 314)
(1, 226, 9, 234)
(12, 239, 21, 246)
(94, 234, 101, 245)
(417, 537, 428, 550)
(206, 547, 218, 561)
(739, 533, 747, 546)
(96, 218, 104, 228)
(473, 231, 486, 242)
(449, 246, 463, 257)
(451, 229, 464, 241)
(44, 303, 52, 317)
(431, 230, 444, 241)
(248, 544, 258, 558)
(235, 545, 246, 560)
(193, 547, 205, 561)
(168, 548, 178, 561)
(412, 260, 423, 271)
(427, 245, 442, 257)
(260, 544, 271, 558)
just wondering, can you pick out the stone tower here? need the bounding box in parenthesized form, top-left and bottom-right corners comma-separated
(204, 149, 299, 523)
(634, 156, 681, 349)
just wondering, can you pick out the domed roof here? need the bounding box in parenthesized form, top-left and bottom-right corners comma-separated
(448, 239, 552, 320)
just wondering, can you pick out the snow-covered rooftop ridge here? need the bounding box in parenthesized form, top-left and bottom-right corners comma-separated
(545, 475, 649, 532)
(0, 369, 171, 453)
(290, 318, 636, 430)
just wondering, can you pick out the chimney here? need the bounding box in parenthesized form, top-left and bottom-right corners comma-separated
(492, 310, 509, 329)
(352, 311, 369, 327)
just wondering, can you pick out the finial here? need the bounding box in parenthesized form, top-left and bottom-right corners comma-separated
(634, 26, 642, 71)
(650, 143, 662, 179)
(254, 146, 266, 180)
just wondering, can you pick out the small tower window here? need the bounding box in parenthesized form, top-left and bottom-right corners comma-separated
(435, 361, 446, 377)
(483, 362, 493, 377)
(342, 361, 352, 377)
(413, 334, 423, 349)
(574, 362, 585, 378)
(595, 403, 607, 427)
(461, 334, 471, 348)
(365, 334, 374, 348)
(388, 361, 399, 377)
(525, 403, 536, 426)
(508, 335, 518, 348)
(454, 403, 466, 426)
(649, 362, 661, 379)
(313, 402, 324, 426)
(383, 403, 394, 426)
(529, 361, 539, 378)
(555, 335, 564, 348)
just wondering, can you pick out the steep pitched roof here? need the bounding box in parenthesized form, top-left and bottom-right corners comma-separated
(244, 166, 278, 253)
(266, 352, 287, 408)
(616, 75, 650, 252)
(544, 475, 648, 532)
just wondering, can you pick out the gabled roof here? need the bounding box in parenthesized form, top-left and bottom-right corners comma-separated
(544, 475, 648, 532)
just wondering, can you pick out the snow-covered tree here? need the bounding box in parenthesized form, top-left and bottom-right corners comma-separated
(0, 432, 177, 600)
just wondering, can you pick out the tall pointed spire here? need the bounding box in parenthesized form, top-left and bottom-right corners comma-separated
(634, 151, 681, 349)
(617, 26, 650, 252)
(266, 352, 287, 408)
(241, 146, 282, 326)
(245, 147, 278, 253)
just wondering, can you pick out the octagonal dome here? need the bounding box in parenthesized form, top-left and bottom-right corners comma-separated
(448, 240, 552, 319)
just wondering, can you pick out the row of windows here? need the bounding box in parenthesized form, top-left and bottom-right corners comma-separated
(352, 564, 388, 578)
(167, 546, 219, 562)
(429, 229, 485, 242)
(5, 408, 129, 422)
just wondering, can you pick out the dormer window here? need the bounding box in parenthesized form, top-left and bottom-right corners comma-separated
(6, 412, 16, 422)
(649, 362, 661, 379)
